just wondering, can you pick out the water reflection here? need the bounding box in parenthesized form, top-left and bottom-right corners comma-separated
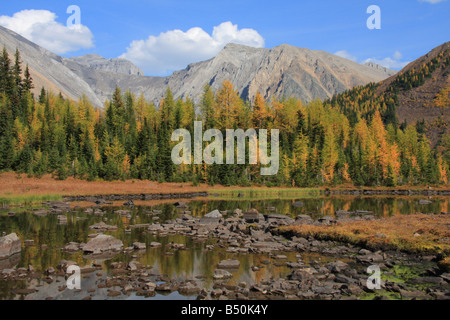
(0, 195, 448, 299)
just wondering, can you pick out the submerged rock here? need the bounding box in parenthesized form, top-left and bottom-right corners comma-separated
(57, 215, 68, 225)
(293, 201, 304, 208)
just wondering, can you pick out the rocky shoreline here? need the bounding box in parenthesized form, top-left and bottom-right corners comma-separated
(63, 192, 209, 202)
(60, 189, 450, 203)
(323, 189, 450, 196)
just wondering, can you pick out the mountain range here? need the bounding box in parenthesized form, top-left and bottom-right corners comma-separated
(0, 25, 396, 108)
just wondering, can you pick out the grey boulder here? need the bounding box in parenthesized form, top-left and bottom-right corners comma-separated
(82, 235, 123, 254)
(0, 233, 21, 259)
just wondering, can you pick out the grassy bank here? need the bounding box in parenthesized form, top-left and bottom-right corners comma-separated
(0, 172, 448, 202)
(278, 214, 450, 255)
(212, 187, 321, 200)
(0, 193, 63, 206)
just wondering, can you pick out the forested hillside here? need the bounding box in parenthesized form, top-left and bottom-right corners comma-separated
(327, 44, 449, 149)
(0, 48, 448, 187)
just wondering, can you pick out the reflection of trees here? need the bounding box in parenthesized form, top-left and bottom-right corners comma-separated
(441, 200, 449, 214)
(1, 196, 450, 298)
(0, 277, 29, 300)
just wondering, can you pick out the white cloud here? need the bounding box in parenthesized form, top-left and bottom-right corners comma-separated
(419, 0, 446, 4)
(335, 49, 410, 70)
(120, 21, 265, 76)
(393, 51, 403, 60)
(334, 50, 357, 62)
(364, 51, 410, 70)
(0, 9, 93, 54)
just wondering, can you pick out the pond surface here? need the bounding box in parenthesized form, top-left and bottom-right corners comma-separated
(0, 195, 448, 300)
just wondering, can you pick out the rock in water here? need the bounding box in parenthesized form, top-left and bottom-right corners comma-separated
(0, 233, 21, 259)
(89, 221, 118, 231)
(174, 201, 189, 209)
(217, 259, 240, 269)
(82, 235, 123, 254)
(123, 200, 134, 207)
(204, 210, 222, 218)
(213, 269, 233, 279)
(133, 242, 146, 250)
(243, 209, 263, 223)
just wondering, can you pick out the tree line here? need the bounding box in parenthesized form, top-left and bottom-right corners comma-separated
(0, 47, 448, 186)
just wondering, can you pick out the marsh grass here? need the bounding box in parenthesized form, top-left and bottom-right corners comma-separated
(279, 214, 450, 254)
(0, 193, 63, 206)
(212, 188, 321, 200)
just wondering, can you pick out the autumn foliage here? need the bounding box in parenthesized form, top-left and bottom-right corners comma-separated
(0, 48, 448, 187)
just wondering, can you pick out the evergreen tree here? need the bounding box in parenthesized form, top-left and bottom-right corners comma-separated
(0, 47, 13, 98)
(200, 84, 215, 129)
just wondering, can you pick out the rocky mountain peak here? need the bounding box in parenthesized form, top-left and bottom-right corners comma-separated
(69, 54, 144, 76)
(365, 62, 397, 77)
(0, 25, 400, 108)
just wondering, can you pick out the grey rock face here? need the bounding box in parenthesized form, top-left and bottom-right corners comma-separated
(0, 25, 103, 107)
(137, 43, 397, 105)
(69, 54, 144, 76)
(0, 26, 396, 108)
(0, 233, 21, 260)
(364, 62, 397, 77)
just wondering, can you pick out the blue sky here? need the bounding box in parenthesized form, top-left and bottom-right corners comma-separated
(0, 0, 449, 76)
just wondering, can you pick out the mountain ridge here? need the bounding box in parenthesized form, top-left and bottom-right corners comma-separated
(69, 54, 144, 76)
(0, 25, 103, 106)
(0, 25, 397, 107)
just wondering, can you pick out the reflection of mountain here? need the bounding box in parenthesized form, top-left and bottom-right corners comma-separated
(1, 25, 395, 108)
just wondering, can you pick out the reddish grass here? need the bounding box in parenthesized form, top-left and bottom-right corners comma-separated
(0, 172, 217, 196)
(0, 172, 448, 197)
(279, 214, 450, 254)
